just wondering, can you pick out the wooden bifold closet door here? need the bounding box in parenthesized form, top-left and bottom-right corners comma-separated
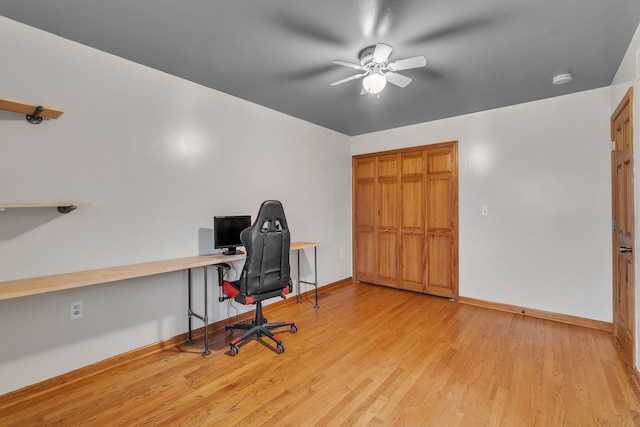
(352, 141, 458, 299)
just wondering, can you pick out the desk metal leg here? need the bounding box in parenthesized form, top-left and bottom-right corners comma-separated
(203, 265, 210, 355)
(186, 266, 211, 356)
(296, 249, 301, 304)
(296, 247, 319, 309)
(312, 246, 318, 308)
(187, 268, 193, 345)
(313, 246, 318, 308)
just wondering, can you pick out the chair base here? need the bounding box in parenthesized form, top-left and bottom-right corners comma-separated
(224, 301, 297, 356)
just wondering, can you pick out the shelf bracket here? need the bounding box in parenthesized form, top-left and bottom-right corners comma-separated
(57, 205, 78, 214)
(26, 106, 44, 125)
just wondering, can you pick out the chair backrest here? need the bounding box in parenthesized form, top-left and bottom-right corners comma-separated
(237, 200, 291, 296)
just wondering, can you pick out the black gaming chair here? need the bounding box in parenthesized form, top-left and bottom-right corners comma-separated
(222, 200, 297, 355)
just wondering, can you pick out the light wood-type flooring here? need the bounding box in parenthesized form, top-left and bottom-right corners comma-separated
(1, 281, 639, 426)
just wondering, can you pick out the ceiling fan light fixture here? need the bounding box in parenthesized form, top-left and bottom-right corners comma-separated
(362, 72, 387, 94)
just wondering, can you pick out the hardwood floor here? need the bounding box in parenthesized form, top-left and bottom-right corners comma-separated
(2, 281, 639, 426)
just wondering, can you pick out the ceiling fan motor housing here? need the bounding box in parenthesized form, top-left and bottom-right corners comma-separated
(359, 46, 379, 66)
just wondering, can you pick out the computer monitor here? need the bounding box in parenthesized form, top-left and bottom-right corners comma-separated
(214, 215, 251, 255)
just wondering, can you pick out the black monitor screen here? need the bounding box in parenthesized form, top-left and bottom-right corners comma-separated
(214, 215, 251, 255)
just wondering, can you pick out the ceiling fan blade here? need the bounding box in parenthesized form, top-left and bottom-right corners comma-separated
(373, 43, 393, 64)
(331, 60, 363, 70)
(388, 56, 427, 71)
(277, 14, 344, 46)
(408, 16, 496, 45)
(330, 72, 368, 86)
(385, 72, 412, 88)
(285, 64, 338, 81)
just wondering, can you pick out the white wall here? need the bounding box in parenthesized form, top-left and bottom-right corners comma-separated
(352, 87, 613, 322)
(2, 13, 635, 396)
(611, 22, 640, 368)
(0, 17, 352, 394)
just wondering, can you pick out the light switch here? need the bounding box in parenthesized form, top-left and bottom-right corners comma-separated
(636, 47, 640, 81)
(481, 205, 489, 216)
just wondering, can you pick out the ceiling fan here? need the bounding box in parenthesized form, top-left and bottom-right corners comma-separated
(330, 43, 427, 94)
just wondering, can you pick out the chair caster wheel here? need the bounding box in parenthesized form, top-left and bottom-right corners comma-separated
(229, 344, 239, 356)
(290, 325, 298, 334)
(225, 327, 233, 336)
(276, 343, 285, 354)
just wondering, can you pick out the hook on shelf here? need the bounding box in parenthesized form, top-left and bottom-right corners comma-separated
(26, 106, 44, 125)
(57, 205, 78, 214)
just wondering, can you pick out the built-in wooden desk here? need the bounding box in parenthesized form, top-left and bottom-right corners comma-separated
(0, 242, 320, 355)
(0, 255, 224, 301)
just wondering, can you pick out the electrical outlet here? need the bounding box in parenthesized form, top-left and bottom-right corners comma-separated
(340, 249, 344, 258)
(71, 301, 83, 320)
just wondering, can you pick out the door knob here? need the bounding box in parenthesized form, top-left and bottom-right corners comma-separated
(619, 246, 633, 254)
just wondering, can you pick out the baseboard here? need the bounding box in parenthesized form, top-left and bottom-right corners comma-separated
(265, 276, 352, 308)
(0, 329, 200, 410)
(0, 277, 353, 406)
(458, 296, 612, 332)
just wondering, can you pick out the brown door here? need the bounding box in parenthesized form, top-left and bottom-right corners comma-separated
(353, 157, 377, 283)
(612, 87, 635, 365)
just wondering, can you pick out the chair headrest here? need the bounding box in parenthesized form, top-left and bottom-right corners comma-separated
(252, 200, 287, 231)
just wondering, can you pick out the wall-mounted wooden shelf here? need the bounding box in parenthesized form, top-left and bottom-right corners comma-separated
(0, 202, 92, 214)
(0, 96, 64, 124)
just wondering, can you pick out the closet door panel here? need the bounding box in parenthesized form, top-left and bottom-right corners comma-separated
(377, 155, 400, 287)
(377, 230, 399, 287)
(378, 179, 398, 228)
(401, 231, 426, 292)
(355, 229, 376, 283)
(400, 179, 426, 292)
(426, 234, 454, 298)
(427, 150, 452, 174)
(353, 157, 377, 283)
(401, 178, 424, 228)
(426, 146, 458, 298)
(427, 177, 452, 230)
(399, 151, 426, 291)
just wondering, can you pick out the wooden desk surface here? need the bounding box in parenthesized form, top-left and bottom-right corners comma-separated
(290, 241, 321, 251)
(0, 242, 320, 301)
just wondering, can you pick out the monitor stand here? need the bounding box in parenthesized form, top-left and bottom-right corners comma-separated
(223, 248, 244, 255)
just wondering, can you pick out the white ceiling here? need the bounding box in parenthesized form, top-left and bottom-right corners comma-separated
(2, 0, 640, 136)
